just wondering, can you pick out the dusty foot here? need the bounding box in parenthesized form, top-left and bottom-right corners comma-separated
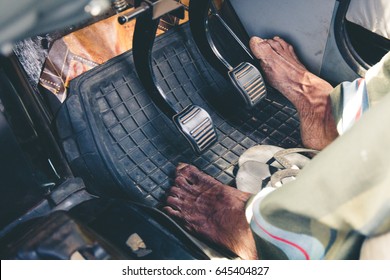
(249, 36, 338, 150)
(163, 163, 258, 260)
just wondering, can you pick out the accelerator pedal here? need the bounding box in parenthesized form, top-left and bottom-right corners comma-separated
(173, 105, 217, 154)
(229, 62, 267, 108)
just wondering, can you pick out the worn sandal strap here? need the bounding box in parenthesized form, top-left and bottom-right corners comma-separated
(270, 169, 300, 188)
(273, 148, 319, 169)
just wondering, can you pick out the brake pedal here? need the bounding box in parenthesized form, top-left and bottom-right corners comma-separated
(173, 105, 217, 154)
(229, 62, 267, 108)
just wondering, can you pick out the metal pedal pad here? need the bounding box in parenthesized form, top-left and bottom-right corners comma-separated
(228, 62, 267, 108)
(173, 105, 217, 154)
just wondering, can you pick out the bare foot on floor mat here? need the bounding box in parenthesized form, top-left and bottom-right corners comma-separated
(163, 163, 258, 260)
(249, 36, 338, 150)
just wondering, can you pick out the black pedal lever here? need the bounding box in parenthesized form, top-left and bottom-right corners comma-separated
(131, 0, 217, 154)
(189, 0, 267, 108)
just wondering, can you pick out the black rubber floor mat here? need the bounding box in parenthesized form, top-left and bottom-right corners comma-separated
(56, 23, 301, 207)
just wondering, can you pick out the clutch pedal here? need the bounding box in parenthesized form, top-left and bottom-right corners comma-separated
(173, 105, 217, 154)
(228, 62, 267, 108)
(132, 3, 215, 154)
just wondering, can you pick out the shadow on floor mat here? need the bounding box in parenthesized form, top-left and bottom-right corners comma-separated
(56, 23, 301, 206)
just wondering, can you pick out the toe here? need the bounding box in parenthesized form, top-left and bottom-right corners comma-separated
(175, 175, 192, 187)
(176, 164, 201, 185)
(176, 162, 189, 171)
(174, 176, 201, 197)
(250, 36, 265, 44)
(273, 36, 290, 50)
(165, 195, 184, 211)
(167, 186, 181, 197)
(176, 163, 196, 178)
(249, 36, 272, 59)
(267, 38, 284, 53)
(162, 205, 193, 230)
(178, 164, 223, 189)
(288, 45, 301, 62)
(162, 206, 181, 218)
(168, 185, 191, 199)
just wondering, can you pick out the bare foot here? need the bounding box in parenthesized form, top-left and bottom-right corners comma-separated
(163, 163, 258, 260)
(249, 36, 338, 150)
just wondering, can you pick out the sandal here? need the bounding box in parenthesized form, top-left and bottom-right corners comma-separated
(236, 145, 318, 194)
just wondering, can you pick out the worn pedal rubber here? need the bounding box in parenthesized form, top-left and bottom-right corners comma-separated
(173, 105, 217, 154)
(229, 62, 267, 108)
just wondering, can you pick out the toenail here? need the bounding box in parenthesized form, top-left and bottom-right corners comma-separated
(177, 162, 189, 170)
(250, 37, 264, 43)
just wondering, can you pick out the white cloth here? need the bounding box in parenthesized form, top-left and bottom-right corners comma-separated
(346, 0, 390, 39)
(360, 232, 390, 260)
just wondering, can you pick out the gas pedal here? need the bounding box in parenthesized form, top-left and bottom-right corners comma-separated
(173, 105, 217, 154)
(229, 62, 267, 108)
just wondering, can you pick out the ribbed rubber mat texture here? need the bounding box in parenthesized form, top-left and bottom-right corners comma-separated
(58, 24, 301, 206)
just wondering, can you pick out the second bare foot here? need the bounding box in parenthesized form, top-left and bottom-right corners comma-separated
(163, 163, 258, 260)
(249, 36, 338, 150)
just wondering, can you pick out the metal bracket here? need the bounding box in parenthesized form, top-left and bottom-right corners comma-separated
(118, 0, 184, 24)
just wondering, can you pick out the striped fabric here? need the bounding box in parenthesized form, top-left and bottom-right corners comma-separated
(246, 52, 390, 259)
(249, 189, 326, 259)
(336, 78, 369, 135)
